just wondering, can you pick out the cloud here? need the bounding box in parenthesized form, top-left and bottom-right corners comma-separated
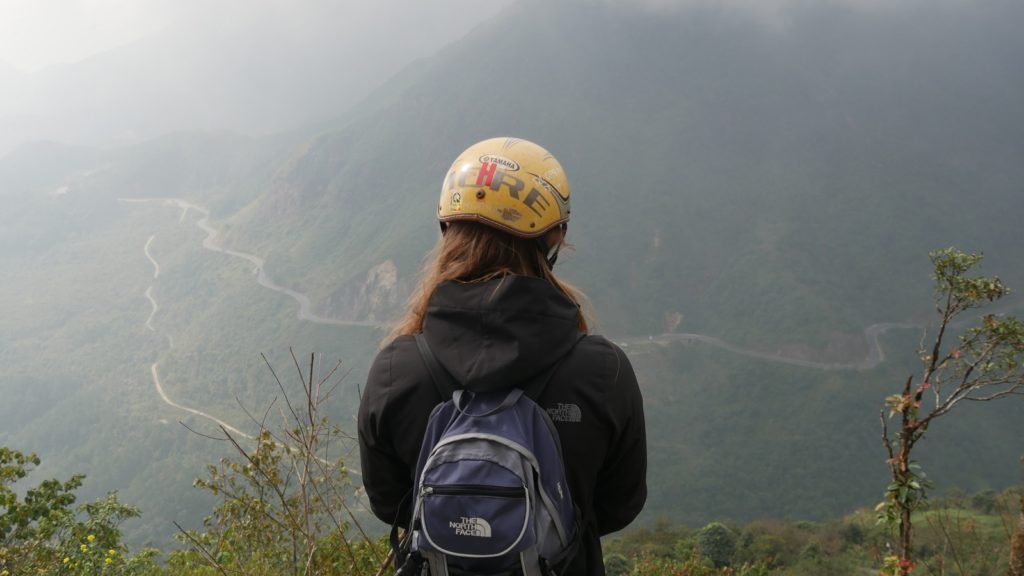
(0, 0, 176, 71)
(0, 0, 511, 71)
(584, 0, 978, 29)
(0, 0, 514, 154)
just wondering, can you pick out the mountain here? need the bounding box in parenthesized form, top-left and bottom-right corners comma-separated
(224, 0, 1024, 352)
(2, 0, 1024, 544)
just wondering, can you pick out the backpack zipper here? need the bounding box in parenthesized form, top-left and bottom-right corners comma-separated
(422, 484, 524, 498)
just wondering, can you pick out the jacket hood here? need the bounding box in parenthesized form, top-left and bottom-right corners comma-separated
(422, 275, 583, 393)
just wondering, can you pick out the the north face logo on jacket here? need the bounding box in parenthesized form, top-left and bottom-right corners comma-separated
(450, 517, 491, 537)
(547, 403, 582, 423)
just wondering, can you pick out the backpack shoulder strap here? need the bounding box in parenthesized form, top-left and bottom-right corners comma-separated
(414, 332, 459, 400)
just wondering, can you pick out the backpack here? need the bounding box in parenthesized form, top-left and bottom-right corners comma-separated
(393, 334, 580, 576)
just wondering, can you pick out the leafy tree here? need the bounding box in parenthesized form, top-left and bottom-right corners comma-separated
(0, 447, 158, 575)
(877, 248, 1024, 575)
(1, 447, 81, 568)
(49, 494, 160, 575)
(697, 522, 737, 568)
(969, 488, 998, 514)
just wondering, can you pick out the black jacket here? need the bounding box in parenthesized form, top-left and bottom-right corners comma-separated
(357, 275, 647, 575)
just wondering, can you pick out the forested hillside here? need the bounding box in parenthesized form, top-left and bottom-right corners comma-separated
(218, 0, 1024, 347)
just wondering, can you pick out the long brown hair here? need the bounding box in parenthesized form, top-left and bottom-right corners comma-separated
(386, 221, 590, 342)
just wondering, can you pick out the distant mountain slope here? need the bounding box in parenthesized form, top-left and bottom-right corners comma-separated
(222, 0, 1024, 354)
(201, 0, 1024, 525)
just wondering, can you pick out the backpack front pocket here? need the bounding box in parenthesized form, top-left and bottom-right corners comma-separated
(419, 483, 531, 558)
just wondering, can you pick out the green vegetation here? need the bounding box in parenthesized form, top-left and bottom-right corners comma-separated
(0, 196, 382, 548)
(1, 439, 386, 576)
(1, 352, 388, 575)
(697, 522, 738, 568)
(165, 352, 389, 575)
(605, 487, 1024, 575)
(877, 249, 1024, 574)
(1011, 496, 1024, 576)
(6, 440, 1021, 575)
(0, 447, 160, 575)
(1, 317, 1020, 575)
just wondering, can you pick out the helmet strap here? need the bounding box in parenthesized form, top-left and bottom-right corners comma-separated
(537, 223, 567, 270)
(537, 238, 560, 269)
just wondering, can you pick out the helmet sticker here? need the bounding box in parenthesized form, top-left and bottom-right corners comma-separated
(531, 174, 559, 197)
(476, 162, 498, 187)
(544, 169, 570, 202)
(451, 165, 551, 218)
(498, 207, 522, 223)
(478, 155, 520, 172)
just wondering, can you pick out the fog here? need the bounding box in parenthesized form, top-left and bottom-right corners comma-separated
(0, 0, 990, 157)
(0, 0, 512, 156)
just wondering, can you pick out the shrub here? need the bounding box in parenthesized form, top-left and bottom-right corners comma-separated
(697, 522, 737, 568)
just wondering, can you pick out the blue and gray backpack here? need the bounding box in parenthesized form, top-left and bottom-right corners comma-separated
(393, 334, 580, 576)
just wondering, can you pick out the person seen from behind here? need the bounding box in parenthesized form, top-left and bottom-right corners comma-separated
(358, 137, 647, 575)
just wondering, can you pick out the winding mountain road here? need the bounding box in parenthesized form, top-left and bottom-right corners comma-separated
(127, 199, 358, 471)
(143, 235, 160, 279)
(150, 360, 251, 439)
(124, 197, 924, 375)
(144, 285, 158, 332)
(615, 322, 914, 371)
(129, 194, 1024, 432)
(165, 198, 378, 328)
(142, 250, 348, 468)
(135, 228, 255, 440)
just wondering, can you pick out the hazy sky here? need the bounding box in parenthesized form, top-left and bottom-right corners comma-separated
(0, 0, 513, 154)
(1, 0, 179, 71)
(0, 0, 935, 71)
(0, 0, 982, 156)
(0, 0, 521, 71)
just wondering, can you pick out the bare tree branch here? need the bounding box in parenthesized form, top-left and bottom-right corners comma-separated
(263, 351, 304, 433)
(964, 387, 1024, 402)
(174, 521, 235, 576)
(880, 410, 895, 467)
(220, 425, 304, 534)
(179, 421, 229, 441)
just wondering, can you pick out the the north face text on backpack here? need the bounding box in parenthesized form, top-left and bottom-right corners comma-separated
(450, 517, 491, 538)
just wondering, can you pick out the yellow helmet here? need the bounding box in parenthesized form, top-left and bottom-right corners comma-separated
(439, 137, 570, 238)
